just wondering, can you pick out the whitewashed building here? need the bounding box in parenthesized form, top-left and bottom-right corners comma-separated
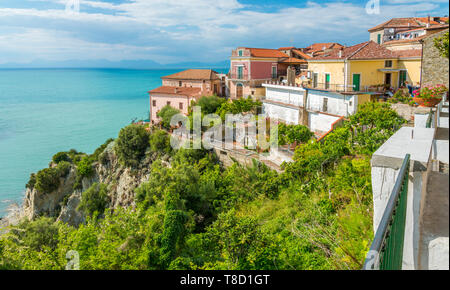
(262, 82, 371, 136)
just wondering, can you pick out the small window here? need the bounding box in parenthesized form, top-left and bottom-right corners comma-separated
(167, 101, 171, 105)
(152, 100, 156, 107)
(238, 50, 243, 56)
(323, 98, 328, 112)
(349, 101, 353, 107)
(385, 60, 393, 68)
(179, 81, 182, 87)
(179, 103, 183, 110)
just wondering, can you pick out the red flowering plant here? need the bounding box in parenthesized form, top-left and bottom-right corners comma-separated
(413, 84, 448, 107)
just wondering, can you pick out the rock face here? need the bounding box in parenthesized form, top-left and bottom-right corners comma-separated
(21, 141, 154, 227)
(422, 29, 449, 88)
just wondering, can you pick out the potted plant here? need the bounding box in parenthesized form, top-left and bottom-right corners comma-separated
(413, 84, 448, 107)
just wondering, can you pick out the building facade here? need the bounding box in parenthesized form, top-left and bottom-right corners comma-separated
(149, 69, 224, 124)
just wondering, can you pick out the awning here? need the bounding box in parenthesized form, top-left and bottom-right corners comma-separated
(378, 68, 407, 72)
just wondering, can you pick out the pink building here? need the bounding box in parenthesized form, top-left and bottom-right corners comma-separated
(228, 47, 309, 99)
(149, 69, 224, 125)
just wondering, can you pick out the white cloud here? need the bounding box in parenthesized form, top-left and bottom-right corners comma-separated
(0, 0, 447, 65)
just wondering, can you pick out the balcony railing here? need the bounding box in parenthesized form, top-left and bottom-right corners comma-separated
(305, 83, 386, 93)
(228, 73, 251, 80)
(363, 154, 410, 270)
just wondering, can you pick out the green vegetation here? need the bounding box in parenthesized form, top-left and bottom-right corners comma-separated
(191, 95, 226, 115)
(157, 105, 181, 130)
(434, 31, 449, 59)
(52, 152, 70, 164)
(216, 97, 262, 120)
(276, 123, 313, 146)
(1, 102, 405, 270)
(78, 183, 110, 217)
(115, 125, 150, 167)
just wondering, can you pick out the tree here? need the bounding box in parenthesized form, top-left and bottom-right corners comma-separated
(78, 183, 109, 217)
(157, 105, 180, 130)
(192, 95, 226, 115)
(434, 31, 449, 59)
(115, 125, 149, 167)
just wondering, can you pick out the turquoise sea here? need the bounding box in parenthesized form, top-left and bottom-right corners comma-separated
(0, 68, 225, 217)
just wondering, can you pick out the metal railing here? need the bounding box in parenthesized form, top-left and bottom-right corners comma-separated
(426, 109, 433, 128)
(304, 83, 355, 92)
(363, 154, 410, 270)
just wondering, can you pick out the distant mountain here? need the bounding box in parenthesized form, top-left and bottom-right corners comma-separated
(0, 59, 229, 70)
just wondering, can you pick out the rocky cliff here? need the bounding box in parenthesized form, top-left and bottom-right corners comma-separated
(21, 141, 155, 227)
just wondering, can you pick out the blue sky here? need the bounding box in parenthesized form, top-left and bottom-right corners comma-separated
(0, 0, 448, 67)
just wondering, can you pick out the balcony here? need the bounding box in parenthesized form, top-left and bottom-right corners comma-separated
(304, 83, 386, 93)
(228, 73, 251, 81)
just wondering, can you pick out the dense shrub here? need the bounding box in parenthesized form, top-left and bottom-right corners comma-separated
(76, 156, 94, 178)
(91, 138, 114, 162)
(115, 125, 149, 167)
(192, 95, 226, 115)
(78, 183, 109, 217)
(34, 168, 62, 193)
(149, 129, 172, 154)
(216, 97, 261, 120)
(52, 152, 70, 164)
(276, 123, 313, 145)
(157, 105, 181, 129)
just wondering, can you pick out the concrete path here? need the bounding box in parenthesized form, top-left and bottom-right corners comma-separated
(419, 172, 449, 270)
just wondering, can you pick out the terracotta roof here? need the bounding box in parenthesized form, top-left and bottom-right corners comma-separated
(425, 24, 450, 31)
(310, 41, 398, 61)
(245, 48, 289, 58)
(161, 69, 219, 80)
(280, 57, 307, 63)
(292, 49, 312, 59)
(369, 17, 449, 32)
(369, 18, 423, 32)
(278, 46, 296, 50)
(149, 86, 202, 98)
(305, 43, 344, 53)
(394, 49, 422, 59)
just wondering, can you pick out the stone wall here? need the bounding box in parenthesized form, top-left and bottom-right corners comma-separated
(422, 29, 449, 87)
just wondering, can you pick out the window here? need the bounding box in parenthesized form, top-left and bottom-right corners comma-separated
(385, 60, 393, 68)
(313, 73, 318, 88)
(237, 66, 243, 79)
(377, 34, 381, 44)
(238, 50, 243, 57)
(325, 73, 330, 90)
(323, 98, 328, 112)
(179, 81, 182, 87)
(272, 66, 277, 79)
(167, 101, 171, 105)
(152, 100, 156, 107)
(179, 103, 183, 110)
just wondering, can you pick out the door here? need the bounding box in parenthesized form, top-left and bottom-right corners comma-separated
(236, 83, 243, 99)
(313, 73, 318, 88)
(325, 74, 330, 90)
(399, 71, 407, 87)
(323, 98, 328, 113)
(353, 74, 361, 92)
(385, 73, 392, 87)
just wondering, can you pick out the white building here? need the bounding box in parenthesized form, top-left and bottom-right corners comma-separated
(262, 82, 370, 136)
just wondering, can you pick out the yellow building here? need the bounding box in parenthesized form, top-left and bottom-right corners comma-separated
(306, 41, 422, 92)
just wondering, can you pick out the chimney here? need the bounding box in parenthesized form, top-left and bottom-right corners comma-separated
(338, 48, 343, 58)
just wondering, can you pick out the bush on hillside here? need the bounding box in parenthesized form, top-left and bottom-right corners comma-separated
(157, 105, 181, 130)
(77, 183, 109, 217)
(115, 125, 149, 167)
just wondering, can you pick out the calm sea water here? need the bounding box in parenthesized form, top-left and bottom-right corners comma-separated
(0, 68, 225, 216)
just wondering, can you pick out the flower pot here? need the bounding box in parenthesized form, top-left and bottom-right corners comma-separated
(413, 97, 441, 107)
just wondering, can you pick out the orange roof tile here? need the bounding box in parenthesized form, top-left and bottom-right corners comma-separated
(280, 57, 307, 63)
(394, 49, 422, 58)
(149, 86, 202, 98)
(305, 43, 344, 53)
(278, 46, 296, 51)
(310, 41, 398, 61)
(161, 69, 219, 80)
(292, 49, 312, 59)
(369, 17, 448, 32)
(246, 48, 289, 58)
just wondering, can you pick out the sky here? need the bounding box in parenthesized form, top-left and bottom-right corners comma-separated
(0, 0, 448, 67)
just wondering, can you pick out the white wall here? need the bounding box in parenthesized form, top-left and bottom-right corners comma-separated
(307, 90, 356, 116)
(262, 103, 299, 124)
(308, 112, 340, 133)
(265, 85, 305, 107)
